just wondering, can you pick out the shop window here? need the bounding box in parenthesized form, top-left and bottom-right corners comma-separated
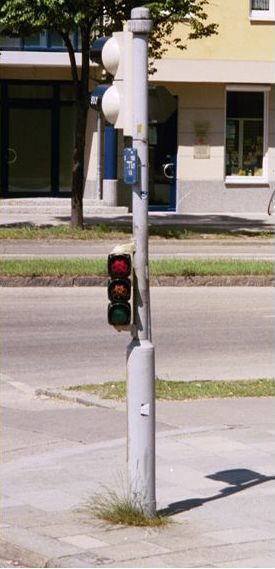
(250, 0, 275, 20)
(225, 90, 268, 182)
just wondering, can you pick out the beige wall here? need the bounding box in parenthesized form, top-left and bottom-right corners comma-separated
(83, 109, 98, 198)
(176, 84, 225, 182)
(269, 87, 275, 182)
(164, 0, 275, 61)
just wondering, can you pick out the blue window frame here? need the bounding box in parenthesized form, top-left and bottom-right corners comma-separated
(0, 30, 80, 51)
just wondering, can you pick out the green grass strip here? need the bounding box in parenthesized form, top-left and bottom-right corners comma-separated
(0, 258, 273, 277)
(69, 378, 275, 400)
(0, 258, 106, 276)
(0, 224, 129, 240)
(0, 224, 273, 240)
(149, 258, 273, 276)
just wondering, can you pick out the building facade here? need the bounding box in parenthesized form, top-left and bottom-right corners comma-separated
(0, 32, 83, 199)
(148, 0, 275, 213)
(0, 0, 274, 213)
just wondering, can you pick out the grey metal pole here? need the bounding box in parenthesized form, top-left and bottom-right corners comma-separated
(127, 7, 156, 517)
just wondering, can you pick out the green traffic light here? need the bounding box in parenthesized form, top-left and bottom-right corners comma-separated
(108, 302, 131, 326)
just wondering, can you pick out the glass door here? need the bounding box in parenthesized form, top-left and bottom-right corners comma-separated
(149, 109, 177, 211)
(8, 106, 51, 195)
(0, 81, 76, 197)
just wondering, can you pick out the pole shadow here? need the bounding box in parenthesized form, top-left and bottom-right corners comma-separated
(158, 468, 275, 517)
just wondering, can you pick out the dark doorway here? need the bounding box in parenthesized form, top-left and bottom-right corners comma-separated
(149, 108, 177, 211)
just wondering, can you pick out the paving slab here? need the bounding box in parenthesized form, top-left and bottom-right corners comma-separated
(1, 384, 275, 568)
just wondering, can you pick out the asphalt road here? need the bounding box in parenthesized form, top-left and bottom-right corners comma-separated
(1, 287, 274, 387)
(0, 238, 274, 260)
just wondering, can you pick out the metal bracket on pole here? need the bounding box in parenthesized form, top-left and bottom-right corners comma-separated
(111, 241, 136, 255)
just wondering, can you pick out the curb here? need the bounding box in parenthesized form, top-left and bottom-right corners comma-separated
(36, 387, 125, 411)
(0, 538, 97, 569)
(0, 275, 274, 287)
(0, 538, 49, 569)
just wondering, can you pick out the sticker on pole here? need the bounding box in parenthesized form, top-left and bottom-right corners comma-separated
(123, 148, 138, 185)
(140, 189, 148, 200)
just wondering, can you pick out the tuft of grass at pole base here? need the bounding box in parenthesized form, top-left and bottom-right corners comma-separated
(86, 489, 168, 527)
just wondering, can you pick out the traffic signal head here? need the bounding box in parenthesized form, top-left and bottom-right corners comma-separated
(90, 29, 133, 135)
(107, 254, 132, 327)
(90, 36, 120, 76)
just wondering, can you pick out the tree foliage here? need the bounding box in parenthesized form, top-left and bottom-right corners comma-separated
(0, 0, 218, 227)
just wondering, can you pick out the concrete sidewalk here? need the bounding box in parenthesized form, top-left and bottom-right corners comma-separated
(1, 379, 275, 568)
(0, 198, 275, 233)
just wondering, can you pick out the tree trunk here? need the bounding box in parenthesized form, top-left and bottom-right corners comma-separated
(71, 98, 88, 228)
(70, 27, 90, 229)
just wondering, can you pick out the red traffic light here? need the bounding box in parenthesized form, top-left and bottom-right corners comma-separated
(108, 254, 131, 278)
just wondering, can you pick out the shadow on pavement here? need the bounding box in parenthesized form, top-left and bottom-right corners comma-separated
(0, 222, 54, 228)
(159, 468, 275, 517)
(71, 214, 275, 234)
(0, 213, 274, 236)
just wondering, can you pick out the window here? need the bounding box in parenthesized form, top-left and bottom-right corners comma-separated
(0, 31, 80, 51)
(250, 0, 275, 20)
(0, 35, 20, 48)
(252, 0, 270, 8)
(8, 84, 53, 99)
(225, 89, 269, 183)
(23, 32, 47, 48)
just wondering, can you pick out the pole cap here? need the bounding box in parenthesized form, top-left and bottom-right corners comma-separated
(128, 7, 153, 34)
(131, 7, 150, 19)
